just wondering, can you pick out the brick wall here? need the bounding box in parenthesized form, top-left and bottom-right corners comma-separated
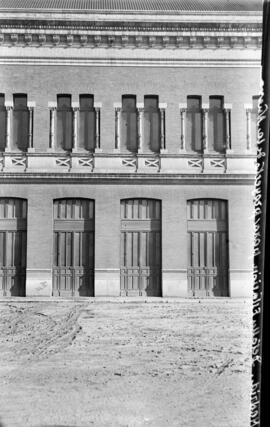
(0, 65, 260, 153)
(0, 182, 254, 296)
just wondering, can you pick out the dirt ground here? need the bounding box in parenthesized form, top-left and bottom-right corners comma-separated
(0, 298, 252, 427)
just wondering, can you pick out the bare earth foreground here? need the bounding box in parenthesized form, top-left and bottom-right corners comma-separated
(0, 298, 252, 427)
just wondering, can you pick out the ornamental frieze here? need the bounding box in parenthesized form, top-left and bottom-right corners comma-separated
(0, 32, 262, 49)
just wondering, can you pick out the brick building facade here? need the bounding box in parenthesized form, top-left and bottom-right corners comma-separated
(0, 0, 262, 297)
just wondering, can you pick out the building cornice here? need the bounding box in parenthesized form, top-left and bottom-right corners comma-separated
(0, 12, 262, 50)
(0, 13, 261, 66)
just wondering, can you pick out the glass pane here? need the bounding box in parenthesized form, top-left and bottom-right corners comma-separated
(122, 95, 136, 110)
(80, 95, 94, 110)
(215, 111, 225, 151)
(0, 94, 4, 108)
(14, 94, 27, 109)
(0, 109, 6, 151)
(0, 232, 5, 266)
(187, 96, 201, 110)
(209, 96, 223, 110)
(252, 96, 259, 111)
(57, 110, 72, 150)
(57, 95, 71, 109)
(144, 112, 151, 150)
(13, 110, 29, 150)
(193, 112, 202, 151)
(144, 96, 158, 110)
(186, 97, 202, 152)
(144, 111, 160, 152)
(251, 113, 257, 145)
(79, 110, 95, 151)
(208, 97, 225, 152)
(121, 111, 137, 152)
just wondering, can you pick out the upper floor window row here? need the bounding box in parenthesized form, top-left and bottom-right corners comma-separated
(0, 93, 259, 153)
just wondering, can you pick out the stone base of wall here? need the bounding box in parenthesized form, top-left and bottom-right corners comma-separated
(24, 269, 254, 298)
(162, 270, 188, 297)
(229, 271, 253, 298)
(94, 269, 120, 296)
(26, 269, 52, 296)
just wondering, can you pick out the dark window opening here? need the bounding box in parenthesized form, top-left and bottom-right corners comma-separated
(79, 94, 95, 151)
(186, 96, 203, 153)
(208, 96, 226, 153)
(251, 95, 259, 149)
(121, 95, 137, 153)
(13, 94, 29, 151)
(144, 95, 160, 153)
(0, 94, 6, 151)
(57, 95, 73, 151)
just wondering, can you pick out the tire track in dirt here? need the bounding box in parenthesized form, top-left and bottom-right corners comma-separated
(28, 305, 83, 360)
(0, 303, 87, 362)
(0, 300, 252, 427)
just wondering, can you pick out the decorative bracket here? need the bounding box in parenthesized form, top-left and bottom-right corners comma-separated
(52, 35, 60, 45)
(80, 35, 88, 46)
(10, 34, 18, 45)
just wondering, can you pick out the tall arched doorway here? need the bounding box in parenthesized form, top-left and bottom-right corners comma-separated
(53, 199, 95, 296)
(187, 199, 229, 297)
(0, 198, 27, 296)
(120, 199, 161, 296)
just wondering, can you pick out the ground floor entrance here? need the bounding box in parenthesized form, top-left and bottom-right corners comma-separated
(120, 199, 162, 296)
(52, 199, 94, 296)
(187, 199, 229, 297)
(0, 198, 27, 296)
(0, 189, 253, 298)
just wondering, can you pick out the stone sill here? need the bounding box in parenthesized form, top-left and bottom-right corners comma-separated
(0, 152, 256, 175)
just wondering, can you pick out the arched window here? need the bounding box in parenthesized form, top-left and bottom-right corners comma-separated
(186, 96, 203, 152)
(0, 94, 6, 151)
(208, 96, 226, 153)
(56, 95, 73, 151)
(121, 95, 138, 153)
(13, 94, 29, 151)
(144, 95, 161, 153)
(79, 94, 96, 151)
